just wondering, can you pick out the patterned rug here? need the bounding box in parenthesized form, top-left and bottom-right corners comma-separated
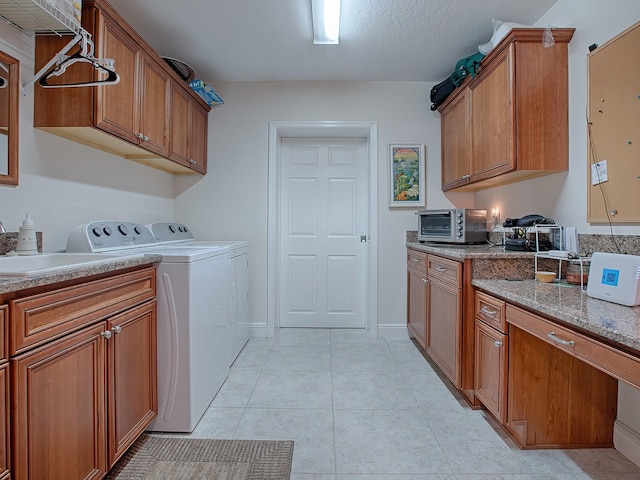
(106, 434, 294, 480)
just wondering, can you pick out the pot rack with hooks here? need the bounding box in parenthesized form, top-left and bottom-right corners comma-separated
(0, 0, 120, 95)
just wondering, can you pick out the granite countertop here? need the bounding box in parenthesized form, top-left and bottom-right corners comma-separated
(472, 278, 640, 354)
(406, 241, 535, 260)
(0, 254, 162, 295)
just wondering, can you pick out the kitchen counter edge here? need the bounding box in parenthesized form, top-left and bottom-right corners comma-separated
(0, 254, 163, 294)
(406, 241, 534, 259)
(472, 278, 640, 354)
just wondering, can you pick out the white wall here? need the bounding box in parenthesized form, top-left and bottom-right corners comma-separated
(174, 81, 470, 336)
(475, 0, 640, 237)
(0, 22, 175, 251)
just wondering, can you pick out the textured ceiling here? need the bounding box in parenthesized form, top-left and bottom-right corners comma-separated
(108, 0, 558, 83)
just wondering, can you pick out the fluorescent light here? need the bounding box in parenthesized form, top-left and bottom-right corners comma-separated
(311, 0, 341, 44)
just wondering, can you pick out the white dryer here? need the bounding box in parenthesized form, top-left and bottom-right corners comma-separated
(147, 223, 250, 366)
(66, 222, 231, 433)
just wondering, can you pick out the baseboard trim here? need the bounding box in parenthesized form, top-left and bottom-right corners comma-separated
(377, 324, 410, 341)
(245, 322, 268, 338)
(614, 420, 640, 468)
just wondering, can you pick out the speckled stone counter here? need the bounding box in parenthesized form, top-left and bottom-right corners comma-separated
(406, 241, 561, 280)
(0, 254, 162, 295)
(472, 278, 640, 353)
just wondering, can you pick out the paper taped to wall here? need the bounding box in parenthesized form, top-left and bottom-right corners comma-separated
(591, 159, 608, 185)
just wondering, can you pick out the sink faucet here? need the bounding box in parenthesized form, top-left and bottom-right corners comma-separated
(0, 221, 5, 234)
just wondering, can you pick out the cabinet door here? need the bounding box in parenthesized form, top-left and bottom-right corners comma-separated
(169, 82, 192, 168)
(0, 362, 8, 480)
(0, 307, 6, 479)
(474, 320, 507, 422)
(107, 301, 157, 467)
(189, 102, 209, 174)
(426, 278, 462, 387)
(138, 54, 170, 156)
(407, 268, 428, 349)
(470, 47, 514, 179)
(95, 13, 141, 144)
(12, 323, 107, 480)
(441, 89, 471, 191)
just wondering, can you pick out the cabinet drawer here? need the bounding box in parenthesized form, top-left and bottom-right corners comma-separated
(506, 304, 640, 389)
(475, 291, 506, 333)
(10, 268, 156, 355)
(407, 249, 427, 273)
(427, 255, 461, 287)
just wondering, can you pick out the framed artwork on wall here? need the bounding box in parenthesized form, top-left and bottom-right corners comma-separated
(389, 143, 425, 207)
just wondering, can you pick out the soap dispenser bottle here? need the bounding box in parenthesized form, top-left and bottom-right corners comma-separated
(16, 213, 39, 255)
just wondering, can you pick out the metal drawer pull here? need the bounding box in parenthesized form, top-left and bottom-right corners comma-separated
(494, 340, 502, 347)
(101, 330, 113, 339)
(422, 278, 427, 283)
(547, 331, 575, 347)
(436, 267, 446, 272)
(411, 258, 420, 262)
(480, 306, 497, 316)
(112, 325, 122, 334)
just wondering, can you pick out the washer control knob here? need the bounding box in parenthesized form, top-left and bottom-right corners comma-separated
(134, 226, 142, 235)
(169, 225, 176, 233)
(91, 227, 102, 237)
(103, 226, 112, 236)
(118, 225, 129, 236)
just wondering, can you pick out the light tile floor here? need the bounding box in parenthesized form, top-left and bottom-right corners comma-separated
(161, 328, 640, 479)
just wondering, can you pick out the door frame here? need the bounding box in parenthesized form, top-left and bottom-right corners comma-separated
(267, 121, 379, 338)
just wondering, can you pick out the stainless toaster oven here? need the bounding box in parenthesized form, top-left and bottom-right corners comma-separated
(417, 208, 487, 244)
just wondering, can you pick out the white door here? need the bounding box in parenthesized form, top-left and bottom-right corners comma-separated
(279, 137, 368, 328)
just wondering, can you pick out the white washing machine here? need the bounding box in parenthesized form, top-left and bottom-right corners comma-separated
(147, 223, 250, 366)
(66, 221, 231, 432)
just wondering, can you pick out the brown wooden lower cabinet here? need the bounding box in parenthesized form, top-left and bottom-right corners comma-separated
(407, 250, 428, 348)
(473, 291, 620, 449)
(108, 302, 157, 467)
(4, 267, 158, 480)
(0, 362, 9, 480)
(0, 305, 8, 480)
(12, 322, 108, 480)
(507, 324, 617, 448)
(11, 301, 157, 480)
(474, 320, 507, 423)
(426, 277, 461, 386)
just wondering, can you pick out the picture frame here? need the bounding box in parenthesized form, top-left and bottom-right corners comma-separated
(389, 144, 425, 207)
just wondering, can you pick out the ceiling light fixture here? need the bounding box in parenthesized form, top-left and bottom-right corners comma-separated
(311, 0, 341, 44)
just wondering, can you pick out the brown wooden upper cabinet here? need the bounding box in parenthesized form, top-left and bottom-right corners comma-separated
(169, 82, 208, 174)
(34, 0, 210, 174)
(439, 28, 575, 192)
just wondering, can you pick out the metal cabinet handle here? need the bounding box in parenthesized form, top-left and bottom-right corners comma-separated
(112, 325, 122, 334)
(494, 340, 502, 347)
(480, 306, 497, 316)
(436, 267, 446, 273)
(421, 278, 427, 283)
(101, 330, 113, 339)
(136, 132, 144, 139)
(547, 331, 575, 347)
(411, 258, 420, 262)
(143, 135, 149, 141)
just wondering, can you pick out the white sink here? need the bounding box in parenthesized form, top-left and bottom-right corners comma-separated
(0, 253, 140, 277)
